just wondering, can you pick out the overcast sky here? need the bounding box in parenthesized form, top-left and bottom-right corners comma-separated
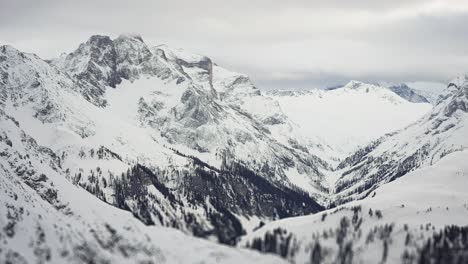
(1, 0, 468, 90)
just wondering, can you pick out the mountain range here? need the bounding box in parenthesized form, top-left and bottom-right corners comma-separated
(1, 34, 467, 263)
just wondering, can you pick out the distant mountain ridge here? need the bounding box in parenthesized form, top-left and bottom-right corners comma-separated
(271, 80, 433, 104)
(382, 83, 430, 103)
(334, 74, 468, 204)
(241, 76, 468, 263)
(265, 81, 432, 155)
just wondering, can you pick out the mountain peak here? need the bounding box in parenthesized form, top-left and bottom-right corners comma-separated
(448, 73, 468, 91)
(343, 80, 367, 89)
(0, 44, 18, 53)
(53, 34, 156, 89)
(117, 33, 144, 42)
(340, 81, 430, 103)
(440, 74, 468, 117)
(85, 35, 113, 47)
(0, 44, 34, 60)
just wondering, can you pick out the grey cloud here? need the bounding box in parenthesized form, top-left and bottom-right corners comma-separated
(1, 0, 467, 89)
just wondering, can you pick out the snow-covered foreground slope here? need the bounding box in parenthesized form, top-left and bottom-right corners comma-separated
(242, 149, 468, 263)
(266, 81, 432, 155)
(0, 110, 286, 264)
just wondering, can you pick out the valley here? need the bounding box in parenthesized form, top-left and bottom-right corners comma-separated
(1, 34, 467, 263)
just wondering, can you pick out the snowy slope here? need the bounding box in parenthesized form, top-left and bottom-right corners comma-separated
(0, 110, 285, 264)
(1, 36, 328, 244)
(242, 149, 468, 263)
(3, 33, 466, 263)
(266, 81, 432, 155)
(241, 75, 468, 263)
(382, 83, 430, 103)
(334, 75, 468, 204)
(407, 81, 447, 105)
(49, 35, 333, 197)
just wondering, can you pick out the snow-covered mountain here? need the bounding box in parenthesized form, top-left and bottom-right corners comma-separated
(383, 83, 430, 103)
(334, 75, 468, 204)
(240, 76, 468, 263)
(407, 81, 447, 105)
(2, 33, 466, 263)
(326, 81, 434, 104)
(242, 148, 468, 263)
(0, 109, 285, 263)
(265, 81, 432, 155)
(1, 35, 329, 246)
(376, 81, 448, 105)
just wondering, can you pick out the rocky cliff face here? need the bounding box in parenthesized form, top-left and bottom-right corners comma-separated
(1, 35, 329, 246)
(384, 83, 430, 103)
(0, 109, 285, 264)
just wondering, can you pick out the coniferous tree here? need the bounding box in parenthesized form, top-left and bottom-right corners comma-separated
(311, 242, 322, 264)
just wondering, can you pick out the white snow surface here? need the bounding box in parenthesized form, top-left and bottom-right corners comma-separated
(0, 112, 285, 264)
(266, 81, 432, 155)
(242, 149, 468, 263)
(333, 75, 468, 203)
(2, 36, 468, 263)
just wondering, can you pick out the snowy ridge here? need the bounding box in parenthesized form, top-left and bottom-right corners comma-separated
(238, 75, 468, 263)
(373, 82, 430, 103)
(265, 81, 432, 155)
(0, 110, 285, 263)
(1, 36, 329, 245)
(334, 75, 468, 204)
(242, 149, 468, 263)
(49, 35, 334, 199)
